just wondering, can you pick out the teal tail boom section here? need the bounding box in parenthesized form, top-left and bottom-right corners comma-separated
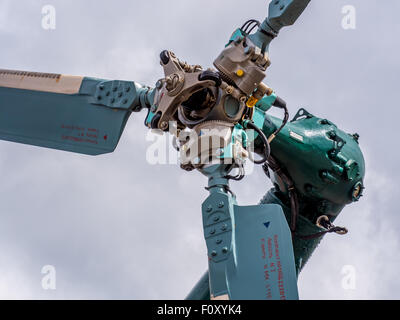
(0, 69, 152, 155)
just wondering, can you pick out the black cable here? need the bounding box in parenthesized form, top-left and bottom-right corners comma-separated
(225, 163, 245, 181)
(246, 121, 270, 164)
(240, 19, 260, 34)
(268, 96, 289, 142)
(265, 156, 299, 236)
(247, 22, 260, 34)
(240, 19, 258, 31)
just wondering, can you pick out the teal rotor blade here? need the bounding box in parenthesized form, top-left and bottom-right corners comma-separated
(0, 69, 148, 155)
(203, 187, 298, 300)
(249, 0, 311, 51)
(229, 203, 298, 299)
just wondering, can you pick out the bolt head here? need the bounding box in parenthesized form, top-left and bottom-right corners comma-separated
(160, 121, 168, 130)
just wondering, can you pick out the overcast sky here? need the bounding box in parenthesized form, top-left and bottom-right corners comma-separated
(0, 0, 399, 299)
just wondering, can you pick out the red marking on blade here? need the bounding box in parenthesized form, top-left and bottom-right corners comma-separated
(104, 135, 108, 140)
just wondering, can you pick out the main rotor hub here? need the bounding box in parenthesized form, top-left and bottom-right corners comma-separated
(147, 31, 272, 132)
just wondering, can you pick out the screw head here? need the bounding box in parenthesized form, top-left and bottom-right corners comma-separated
(222, 247, 228, 254)
(211, 251, 217, 257)
(160, 121, 168, 130)
(218, 201, 224, 208)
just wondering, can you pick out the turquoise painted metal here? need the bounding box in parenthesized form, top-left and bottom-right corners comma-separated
(249, 0, 311, 51)
(261, 108, 365, 211)
(199, 164, 298, 300)
(0, 76, 153, 155)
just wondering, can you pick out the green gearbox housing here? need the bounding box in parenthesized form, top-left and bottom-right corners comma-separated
(254, 103, 365, 272)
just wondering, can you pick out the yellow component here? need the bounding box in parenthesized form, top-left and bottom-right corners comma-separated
(267, 133, 276, 143)
(236, 69, 244, 77)
(246, 96, 258, 108)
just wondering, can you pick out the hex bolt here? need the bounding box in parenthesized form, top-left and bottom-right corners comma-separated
(160, 121, 168, 130)
(222, 247, 228, 254)
(206, 205, 212, 212)
(213, 216, 220, 222)
(211, 251, 217, 257)
(221, 224, 227, 231)
(216, 239, 222, 244)
(218, 201, 224, 208)
(210, 229, 216, 235)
